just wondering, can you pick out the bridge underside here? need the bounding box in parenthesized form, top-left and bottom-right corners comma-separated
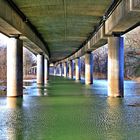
(11, 0, 113, 62)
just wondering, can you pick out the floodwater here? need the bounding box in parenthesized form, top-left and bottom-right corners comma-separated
(0, 76, 140, 140)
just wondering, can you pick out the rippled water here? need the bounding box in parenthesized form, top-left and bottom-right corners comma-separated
(0, 76, 140, 140)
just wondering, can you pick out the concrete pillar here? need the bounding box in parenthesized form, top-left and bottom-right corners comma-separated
(7, 38, 23, 97)
(37, 54, 44, 85)
(85, 52, 93, 84)
(44, 59, 49, 83)
(69, 60, 73, 79)
(64, 62, 67, 77)
(60, 63, 62, 76)
(54, 66, 56, 76)
(34, 67, 36, 75)
(108, 37, 124, 97)
(75, 58, 81, 80)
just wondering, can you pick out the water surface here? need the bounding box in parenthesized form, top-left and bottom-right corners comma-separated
(0, 76, 140, 140)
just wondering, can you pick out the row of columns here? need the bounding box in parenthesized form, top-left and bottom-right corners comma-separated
(55, 36, 124, 97)
(7, 36, 124, 97)
(7, 37, 49, 97)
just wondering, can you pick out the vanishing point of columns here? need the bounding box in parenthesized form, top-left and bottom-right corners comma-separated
(7, 36, 124, 98)
(56, 36, 124, 97)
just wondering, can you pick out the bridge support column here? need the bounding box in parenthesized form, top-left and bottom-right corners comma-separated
(7, 38, 23, 97)
(60, 63, 62, 76)
(69, 60, 73, 79)
(85, 52, 93, 84)
(64, 62, 67, 77)
(75, 58, 81, 80)
(44, 59, 49, 84)
(37, 54, 44, 85)
(54, 66, 56, 76)
(108, 37, 124, 97)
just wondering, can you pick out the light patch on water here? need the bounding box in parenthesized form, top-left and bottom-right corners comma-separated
(0, 77, 140, 140)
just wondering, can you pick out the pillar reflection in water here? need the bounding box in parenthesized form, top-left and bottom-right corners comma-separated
(37, 83, 48, 96)
(6, 97, 23, 140)
(7, 97, 23, 108)
(104, 97, 124, 139)
(37, 88, 48, 96)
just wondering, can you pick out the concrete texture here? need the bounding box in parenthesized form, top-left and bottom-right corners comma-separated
(69, 60, 73, 79)
(85, 53, 93, 85)
(7, 38, 23, 97)
(63, 62, 68, 78)
(75, 58, 81, 81)
(44, 58, 49, 84)
(0, 0, 49, 58)
(108, 37, 124, 97)
(37, 54, 44, 85)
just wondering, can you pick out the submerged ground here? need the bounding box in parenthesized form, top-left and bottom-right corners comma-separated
(0, 76, 140, 140)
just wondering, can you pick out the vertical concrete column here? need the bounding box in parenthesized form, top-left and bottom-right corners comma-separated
(60, 63, 62, 76)
(44, 59, 49, 83)
(75, 58, 81, 80)
(69, 60, 73, 79)
(34, 67, 36, 75)
(64, 62, 67, 77)
(54, 66, 56, 76)
(7, 38, 23, 97)
(37, 54, 44, 85)
(85, 52, 93, 84)
(108, 37, 124, 97)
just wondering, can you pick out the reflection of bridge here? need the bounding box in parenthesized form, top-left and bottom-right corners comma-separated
(0, 0, 140, 97)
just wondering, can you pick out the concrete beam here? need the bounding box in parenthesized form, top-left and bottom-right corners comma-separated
(0, 0, 49, 59)
(60, 26, 107, 63)
(105, 0, 140, 35)
(58, 0, 140, 65)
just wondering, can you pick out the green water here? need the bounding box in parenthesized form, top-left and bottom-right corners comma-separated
(0, 76, 140, 140)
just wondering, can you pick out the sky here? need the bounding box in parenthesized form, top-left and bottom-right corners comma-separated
(0, 33, 8, 47)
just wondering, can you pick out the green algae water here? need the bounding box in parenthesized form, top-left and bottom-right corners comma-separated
(0, 76, 140, 140)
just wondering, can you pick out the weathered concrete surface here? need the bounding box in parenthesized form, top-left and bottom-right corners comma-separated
(108, 37, 124, 97)
(63, 62, 68, 78)
(105, 0, 140, 34)
(7, 38, 23, 97)
(54, 67, 56, 76)
(44, 59, 49, 84)
(37, 54, 44, 84)
(5, 0, 113, 62)
(69, 60, 73, 79)
(59, 63, 62, 76)
(0, 0, 49, 58)
(58, 0, 140, 64)
(75, 58, 81, 81)
(85, 53, 93, 85)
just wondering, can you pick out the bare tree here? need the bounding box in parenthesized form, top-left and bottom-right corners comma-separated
(124, 26, 140, 79)
(23, 47, 36, 76)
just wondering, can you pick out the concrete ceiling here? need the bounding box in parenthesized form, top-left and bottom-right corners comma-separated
(12, 0, 113, 62)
